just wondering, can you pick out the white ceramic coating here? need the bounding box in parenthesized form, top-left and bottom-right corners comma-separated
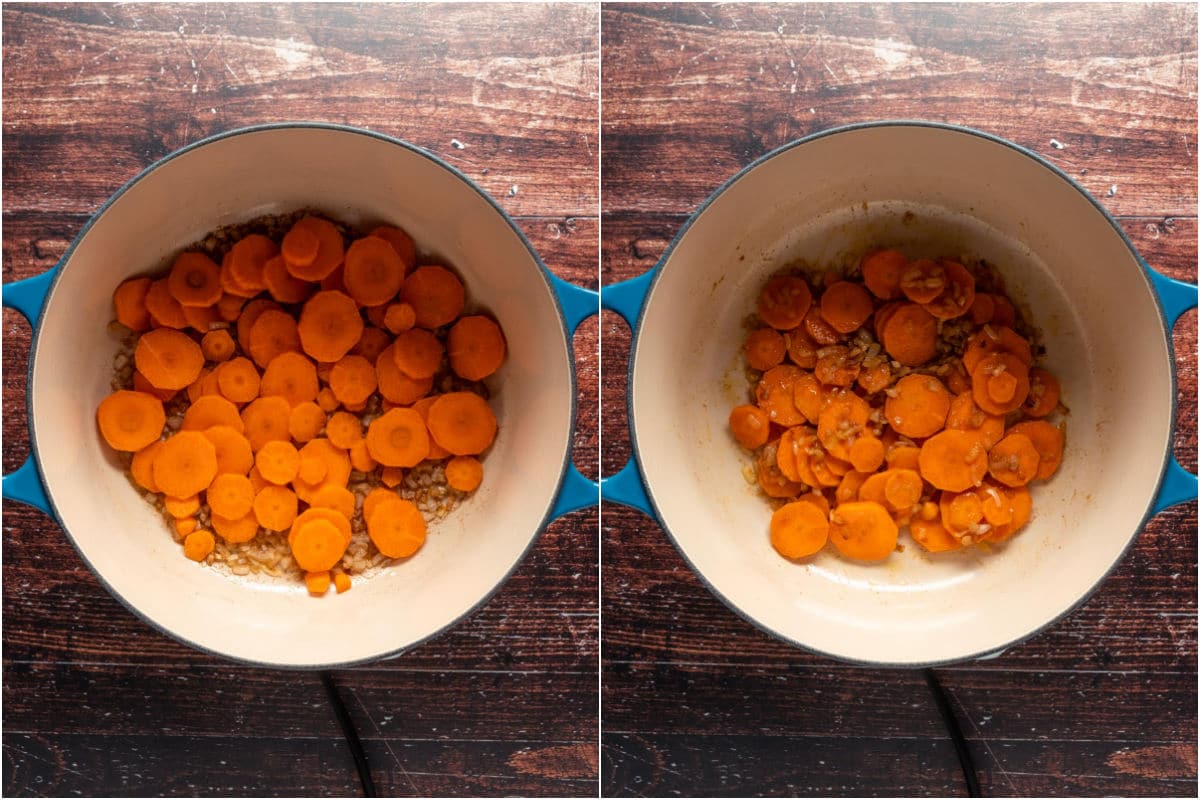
(631, 124, 1173, 665)
(30, 125, 574, 667)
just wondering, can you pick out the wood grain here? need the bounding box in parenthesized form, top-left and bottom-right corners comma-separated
(600, 3, 1196, 797)
(2, 4, 598, 797)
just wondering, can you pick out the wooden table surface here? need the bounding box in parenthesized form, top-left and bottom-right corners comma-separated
(600, 3, 1197, 797)
(2, 4, 598, 797)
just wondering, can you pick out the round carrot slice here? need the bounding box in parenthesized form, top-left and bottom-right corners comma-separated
(828, 501, 899, 562)
(297, 290, 364, 363)
(819, 281, 874, 333)
(401, 265, 465, 329)
(366, 496, 427, 558)
(135, 328, 205, 391)
(770, 500, 829, 559)
(884, 374, 951, 439)
(97, 390, 166, 452)
(757, 275, 812, 330)
(167, 251, 223, 308)
(860, 249, 907, 300)
(153, 430, 219, 499)
(343, 235, 407, 307)
(729, 405, 770, 450)
(880, 303, 937, 367)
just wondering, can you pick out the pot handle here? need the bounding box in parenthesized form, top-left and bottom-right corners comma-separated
(596, 270, 657, 518)
(547, 273, 602, 519)
(2, 269, 56, 514)
(1147, 265, 1198, 513)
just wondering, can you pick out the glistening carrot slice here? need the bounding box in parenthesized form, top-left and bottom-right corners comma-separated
(899, 258, 945, 304)
(757, 275, 812, 330)
(328, 355, 377, 406)
(880, 303, 937, 367)
(884, 374, 951, 439)
(910, 517, 962, 553)
(918, 430, 988, 492)
(860, 249, 907, 300)
(1006, 420, 1064, 480)
(962, 326, 1032, 374)
(729, 405, 770, 450)
(97, 390, 166, 452)
(201, 329, 236, 362)
(247, 309, 302, 369)
(828, 501, 899, 561)
(816, 391, 871, 462)
(215, 357, 261, 405)
(207, 473, 255, 519)
(262, 254, 313, 304)
(145, 279, 189, 328)
(290, 518, 348, 571)
(987, 433, 1040, 487)
(400, 265, 465, 329)
(256, 439, 300, 484)
(1022, 367, 1061, 418)
(755, 364, 806, 427)
(971, 352, 1030, 415)
(228, 234, 278, 292)
(181, 394, 244, 433)
(783, 327, 819, 368)
(756, 440, 803, 498)
(924, 260, 975, 320)
(253, 484, 298, 531)
(376, 343, 434, 405)
(770, 501, 829, 559)
(945, 392, 1004, 448)
(744, 327, 786, 371)
(819, 281, 874, 333)
(445, 456, 484, 492)
(131, 440, 164, 492)
(202, 425, 254, 475)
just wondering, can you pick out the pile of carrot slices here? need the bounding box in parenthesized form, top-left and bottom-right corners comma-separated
(97, 214, 506, 594)
(728, 249, 1065, 562)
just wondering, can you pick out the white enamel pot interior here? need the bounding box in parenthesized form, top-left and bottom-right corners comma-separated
(629, 122, 1178, 666)
(24, 124, 576, 667)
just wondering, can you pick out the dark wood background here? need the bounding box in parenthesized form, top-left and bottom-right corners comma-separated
(2, 4, 598, 797)
(600, 3, 1198, 797)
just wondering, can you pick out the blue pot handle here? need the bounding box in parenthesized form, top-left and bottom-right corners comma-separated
(1146, 263, 1198, 513)
(2, 269, 56, 514)
(547, 274, 601, 520)
(597, 269, 658, 518)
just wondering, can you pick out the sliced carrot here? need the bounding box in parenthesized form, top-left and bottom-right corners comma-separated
(887, 445, 921, 471)
(445, 455, 484, 492)
(215, 357, 261, 405)
(246, 308, 302, 369)
(219, 251, 259, 298)
(815, 391, 871, 462)
(97, 390, 166, 452)
(113, 277, 154, 332)
(321, 264, 346, 293)
(848, 434, 885, 473)
(757, 274, 812, 330)
(802, 306, 842, 345)
(813, 345, 860, 388)
(333, 571, 353, 593)
(910, 517, 962, 553)
(260, 351, 319, 407)
(835, 470, 871, 505)
(983, 485, 1032, 542)
(401, 265, 465, 329)
(297, 448, 328, 485)
(383, 302, 417, 334)
(819, 281, 874, 333)
(828, 501, 899, 561)
(755, 364, 806, 427)
(756, 440, 803, 498)
(961, 326, 1032, 374)
(883, 468, 923, 513)
(350, 439, 379, 472)
(945, 392, 1004, 448)
(971, 352, 1030, 415)
(774, 426, 812, 484)
(316, 386, 341, 413)
(235, 298, 282, 355)
(783, 327, 819, 368)
(181, 394, 244, 433)
(770, 500, 829, 559)
(880, 303, 937, 367)
(860, 249, 907, 300)
(366, 496, 427, 558)
(283, 216, 344, 281)
(325, 411, 363, 449)
(289, 507, 353, 548)
(168, 251, 223, 307)
(228, 234, 278, 293)
(362, 487, 397, 523)
(202, 425, 255, 475)
(288, 401, 327, 443)
(183, 529, 216, 561)
(366, 408, 431, 467)
(899, 258, 946, 304)
(163, 493, 200, 519)
(884, 374, 951, 439)
(392, 328, 445, 380)
(182, 303, 222, 334)
(987, 433, 1040, 487)
(1006, 420, 1064, 480)
(969, 293, 996, 325)
(255, 439, 300, 485)
(411, 396, 452, 460)
(375, 343, 433, 405)
(924, 260, 975, 320)
(792, 373, 824, 425)
(353, 326, 393, 364)
(290, 519, 347, 570)
(240, 395, 293, 451)
(305, 570, 332, 596)
(744, 327, 786, 371)
(917, 429, 988, 492)
(145, 279, 189, 329)
(153, 430, 219, 498)
(872, 300, 902, 341)
(343, 235, 407, 307)
(207, 473, 255, 519)
(1022, 367, 1061, 418)
(292, 438, 352, 503)
(328, 355, 377, 407)
(297, 290, 364, 363)
(856, 361, 891, 395)
(200, 329, 236, 362)
(369, 225, 417, 270)
(174, 516, 197, 538)
(262, 254, 313, 304)
(381, 466, 405, 488)
(309, 484, 357, 519)
(797, 490, 831, 517)
(135, 328, 205, 390)
(990, 295, 1017, 328)
(131, 440, 164, 492)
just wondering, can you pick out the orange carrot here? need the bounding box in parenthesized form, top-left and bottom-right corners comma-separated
(802, 306, 843, 345)
(783, 327, 819, 368)
(884, 374, 951, 439)
(240, 395, 293, 451)
(924, 260, 975, 320)
(744, 327, 786, 371)
(917, 430, 988, 492)
(828, 501, 899, 561)
(381, 465, 405, 488)
(353, 326, 393, 363)
(289, 507, 353, 548)
(262, 254, 313, 304)
(365, 495, 427, 558)
(401, 265, 465, 329)
(945, 392, 1004, 448)
(286, 401, 326, 443)
(325, 411, 363, 449)
(910, 517, 962, 553)
(260, 351, 319, 407)
(755, 365, 806, 427)
(200, 329, 236, 362)
(328, 354, 377, 406)
(983, 485, 1032, 542)
(961, 326, 1032, 374)
(253, 484, 298, 532)
(135, 328, 206, 390)
(181, 303, 222, 334)
(97, 390, 166, 452)
(206, 473, 255, 519)
(375, 343, 433, 405)
(880, 303, 937, 367)
(757, 274, 812, 331)
(756, 440, 803, 498)
(349, 439, 378, 472)
(392, 328, 445, 379)
(860, 249, 907, 300)
(728, 405, 770, 450)
(333, 571, 353, 593)
(971, 352, 1030, 415)
(445, 455, 484, 492)
(792, 372, 824, 424)
(856, 361, 892, 395)
(990, 295, 1017, 328)
(202, 425, 255, 475)
(297, 290, 364, 363)
(152, 430, 219, 498)
(183, 529, 216, 561)
(131, 440, 164, 492)
(815, 391, 871, 462)
(235, 298, 282, 355)
(365, 408, 431, 467)
(1022, 367, 1061, 418)
(305, 570, 332, 596)
(181, 394, 244, 433)
(899, 258, 946, 304)
(168, 251, 223, 307)
(316, 386, 341, 413)
(215, 357, 261, 405)
(164, 493, 200, 519)
(246, 308, 302, 369)
(113, 277, 154, 331)
(369, 225, 417, 269)
(144, 278, 189, 328)
(1005, 420, 1064, 480)
(297, 448, 328, 485)
(769, 500, 829, 559)
(255, 439, 301, 485)
(969, 293, 996, 325)
(280, 220, 320, 271)
(813, 345, 861, 387)
(283, 216, 344, 281)
(228, 234, 278, 292)
(848, 434, 885, 473)
(289, 518, 347, 570)
(819, 281, 874, 333)
(987, 433, 1040, 487)
(383, 302, 417, 334)
(343, 235, 407, 307)
(309, 484, 357, 519)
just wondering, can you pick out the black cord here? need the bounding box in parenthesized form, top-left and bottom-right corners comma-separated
(322, 671, 377, 797)
(924, 668, 982, 797)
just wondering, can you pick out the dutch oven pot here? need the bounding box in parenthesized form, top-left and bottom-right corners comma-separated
(3, 123, 598, 668)
(601, 121, 1196, 666)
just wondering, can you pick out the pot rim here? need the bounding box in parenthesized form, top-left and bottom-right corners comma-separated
(24, 121, 580, 670)
(624, 119, 1181, 668)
